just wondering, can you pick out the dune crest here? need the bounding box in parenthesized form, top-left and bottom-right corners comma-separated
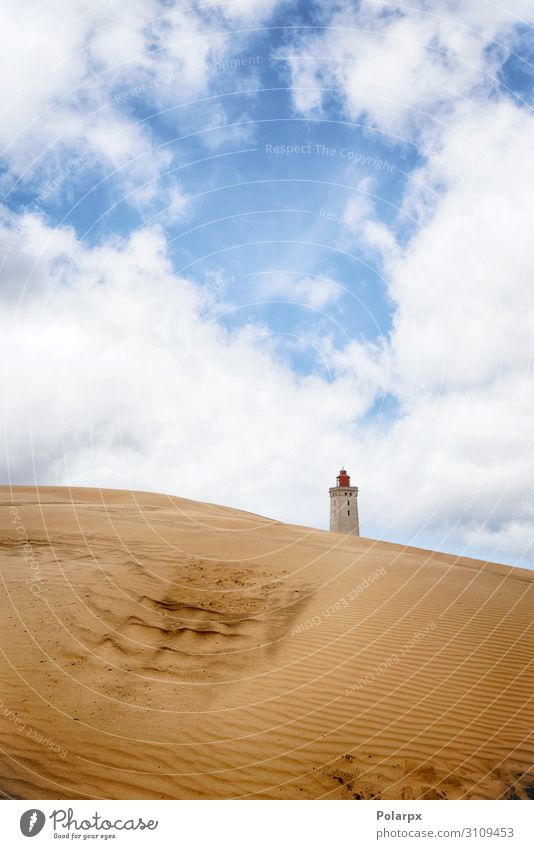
(0, 486, 532, 800)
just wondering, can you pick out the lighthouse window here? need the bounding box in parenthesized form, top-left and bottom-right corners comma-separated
(348, 510, 350, 516)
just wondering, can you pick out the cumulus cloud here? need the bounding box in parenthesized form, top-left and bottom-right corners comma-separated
(282, 0, 532, 137)
(358, 98, 534, 396)
(0, 0, 283, 207)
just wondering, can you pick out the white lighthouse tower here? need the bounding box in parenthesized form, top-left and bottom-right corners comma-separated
(329, 468, 360, 535)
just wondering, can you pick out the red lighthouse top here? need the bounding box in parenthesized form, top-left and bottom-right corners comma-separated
(337, 468, 351, 487)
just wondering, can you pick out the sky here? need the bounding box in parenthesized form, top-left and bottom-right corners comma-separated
(1, 0, 534, 568)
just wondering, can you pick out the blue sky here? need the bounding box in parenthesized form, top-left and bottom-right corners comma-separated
(1, 0, 534, 567)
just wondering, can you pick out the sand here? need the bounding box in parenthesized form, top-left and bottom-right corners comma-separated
(0, 485, 532, 800)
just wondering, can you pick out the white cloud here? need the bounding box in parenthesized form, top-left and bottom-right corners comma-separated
(282, 0, 533, 137)
(342, 178, 375, 229)
(258, 272, 344, 309)
(0, 0, 284, 207)
(382, 99, 534, 395)
(221, 0, 288, 24)
(338, 177, 401, 259)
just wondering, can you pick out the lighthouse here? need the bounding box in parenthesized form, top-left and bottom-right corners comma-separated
(329, 468, 360, 535)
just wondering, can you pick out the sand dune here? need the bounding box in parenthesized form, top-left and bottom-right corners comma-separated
(0, 486, 532, 800)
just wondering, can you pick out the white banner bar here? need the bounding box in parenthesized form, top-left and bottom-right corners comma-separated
(4, 800, 533, 848)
